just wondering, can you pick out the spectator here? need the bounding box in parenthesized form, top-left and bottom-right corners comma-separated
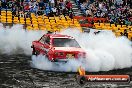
(0, 0, 73, 17)
(56, 5, 61, 15)
(12, 6, 17, 16)
(76, 0, 80, 6)
(29, 6, 34, 12)
(69, 11, 74, 19)
(49, 0, 55, 8)
(51, 7, 57, 15)
(1, 1, 7, 9)
(0, 0, 1, 10)
(37, 10, 43, 15)
(15, 11, 19, 17)
(124, 29, 128, 37)
(24, 3, 30, 11)
(7, 1, 13, 9)
(32, 3, 39, 14)
(45, 4, 51, 16)
(19, 11, 25, 17)
(80, 2, 87, 15)
(66, 0, 72, 11)
(26, 11, 31, 18)
(62, 7, 68, 16)
(39, 0, 45, 9)
(59, 0, 64, 7)
(76, 0, 131, 25)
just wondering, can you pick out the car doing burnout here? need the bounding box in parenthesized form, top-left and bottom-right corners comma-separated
(31, 34, 86, 62)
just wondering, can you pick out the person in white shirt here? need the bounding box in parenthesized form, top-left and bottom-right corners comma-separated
(51, 7, 57, 15)
(49, 0, 55, 7)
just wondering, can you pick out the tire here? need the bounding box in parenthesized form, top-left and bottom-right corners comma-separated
(35, 51, 40, 56)
(32, 46, 38, 56)
(32, 47, 36, 55)
(32, 50, 36, 55)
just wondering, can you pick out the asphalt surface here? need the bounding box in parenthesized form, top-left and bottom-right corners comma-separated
(0, 54, 132, 88)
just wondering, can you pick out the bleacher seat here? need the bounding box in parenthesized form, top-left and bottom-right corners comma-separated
(0, 9, 131, 41)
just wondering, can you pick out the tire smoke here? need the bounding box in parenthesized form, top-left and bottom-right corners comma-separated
(32, 29, 132, 72)
(0, 24, 131, 72)
(0, 24, 45, 55)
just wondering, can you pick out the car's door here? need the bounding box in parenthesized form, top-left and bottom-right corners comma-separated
(38, 35, 50, 54)
(33, 36, 45, 54)
(43, 35, 50, 53)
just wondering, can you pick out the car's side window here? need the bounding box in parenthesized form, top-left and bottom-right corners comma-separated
(39, 36, 50, 45)
(39, 36, 45, 44)
(45, 36, 50, 45)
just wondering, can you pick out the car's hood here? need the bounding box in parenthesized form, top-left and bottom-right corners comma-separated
(54, 47, 84, 52)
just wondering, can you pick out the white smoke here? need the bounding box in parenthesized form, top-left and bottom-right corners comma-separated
(0, 24, 45, 55)
(32, 29, 132, 72)
(31, 55, 83, 72)
(0, 24, 132, 72)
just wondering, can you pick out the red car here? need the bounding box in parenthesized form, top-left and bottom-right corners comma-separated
(31, 33, 86, 62)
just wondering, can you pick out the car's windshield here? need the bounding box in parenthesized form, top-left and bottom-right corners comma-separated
(53, 38, 81, 48)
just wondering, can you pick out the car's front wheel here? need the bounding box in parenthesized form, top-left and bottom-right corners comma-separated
(32, 46, 39, 56)
(32, 50, 36, 55)
(32, 46, 36, 55)
(32, 50, 40, 56)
